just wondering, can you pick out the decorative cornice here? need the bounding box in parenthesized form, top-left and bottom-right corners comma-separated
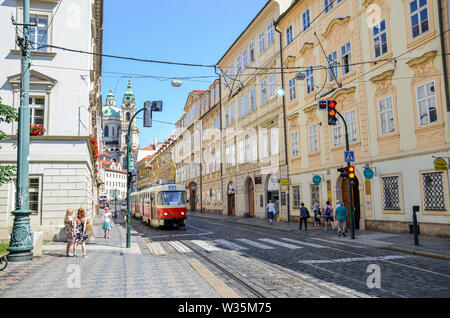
(370, 69, 395, 84)
(322, 16, 351, 38)
(329, 86, 356, 100)
(299, 42, 314, 56)
(406, 50, 438, 69)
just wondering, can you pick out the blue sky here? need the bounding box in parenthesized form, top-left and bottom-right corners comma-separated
(101, 0, 268, 148)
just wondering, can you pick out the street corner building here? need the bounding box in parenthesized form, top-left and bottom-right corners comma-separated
(0, 0, 104, 242)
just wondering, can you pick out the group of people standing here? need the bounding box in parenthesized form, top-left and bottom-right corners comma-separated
(299, 199, 349, 237)
(63, 207, 114, 257)
(267, 199, 349, 237)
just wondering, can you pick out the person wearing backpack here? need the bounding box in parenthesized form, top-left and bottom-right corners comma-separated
(323, 201, 334, 231)
(299, 203, 310, 230)
(312, 199, 320, 228)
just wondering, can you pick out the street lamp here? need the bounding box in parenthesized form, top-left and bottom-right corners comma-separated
(295, 71, 306, 81)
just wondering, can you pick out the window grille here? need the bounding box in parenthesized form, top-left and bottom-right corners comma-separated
(422, 172, 446, 210)
(382, 176, 401, 210)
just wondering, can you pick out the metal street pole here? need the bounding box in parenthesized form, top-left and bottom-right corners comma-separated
(336, 111, 355, 239)
(8, 0, 33, 262)
(126, 108, 144, 248)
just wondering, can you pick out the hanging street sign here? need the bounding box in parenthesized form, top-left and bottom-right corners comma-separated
(434, 157, 448, 171)
(344, 151, 355, 163)
(312, 175, 322, 185)
(364, 168, 374, 180)
(280, 179, 290, 186)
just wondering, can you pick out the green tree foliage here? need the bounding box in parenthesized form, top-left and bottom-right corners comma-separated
(0, 97, 18, 185)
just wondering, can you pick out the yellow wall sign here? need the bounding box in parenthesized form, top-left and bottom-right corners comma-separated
(280, 179, 290, 186)
(434, 158, 448, 171)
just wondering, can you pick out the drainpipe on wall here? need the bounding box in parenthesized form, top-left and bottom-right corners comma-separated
(274, 22, 290, 223)
(215, 67, 224, 215)
(438, 0, 450, 140)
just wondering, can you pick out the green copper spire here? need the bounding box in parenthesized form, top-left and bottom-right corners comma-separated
(123, 79, 135, 103)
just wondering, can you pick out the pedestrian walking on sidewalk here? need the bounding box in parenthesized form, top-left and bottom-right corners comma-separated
(299, 203, 310, 230)
(101, 207, 112, 239)
(312, 199, 320, 228)
(267, 200, 276, 225)
(335, 204, 349, 237)
(323, 201, 334, 231)
(73, 208, 88, 258)
(64, 209, 74, 257)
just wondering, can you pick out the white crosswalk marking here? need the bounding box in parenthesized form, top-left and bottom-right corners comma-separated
(214, 239, 249, 251)
(258, 238, 303, 249)
(281, 238, 327, 248)
(167, 241, 192, 253)
(147, 242, 167, 256)
(190, 240, 222, 252)
(236, 238, 274, 249)
(299, 255, 411, 264)
(310, 238, 364, 248)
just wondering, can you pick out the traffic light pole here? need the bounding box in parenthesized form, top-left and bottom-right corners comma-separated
(126, 108, 145, 248)
(336, 111, 356, 239)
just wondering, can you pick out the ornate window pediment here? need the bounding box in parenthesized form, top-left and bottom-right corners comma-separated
(7, 70, 57, 90)
(321, 16, 351, 39)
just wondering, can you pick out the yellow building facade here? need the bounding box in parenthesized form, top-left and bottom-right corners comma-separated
(276, 0, 450, 237)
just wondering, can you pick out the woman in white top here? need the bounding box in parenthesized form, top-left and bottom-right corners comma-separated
(101, 207, 113, 239)
(266, 200, 276, 225)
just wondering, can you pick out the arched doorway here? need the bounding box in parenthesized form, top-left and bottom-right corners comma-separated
(189, 182, 197, 212)
(340, 177, 361, 229)
(227, 182, 236, 216)
(245, 178, 255, 217)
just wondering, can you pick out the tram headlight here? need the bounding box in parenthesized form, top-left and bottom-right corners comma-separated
(181, 212, 184, 216)
(164, 212, 168, 216)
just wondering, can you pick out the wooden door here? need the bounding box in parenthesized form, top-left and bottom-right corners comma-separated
(248, 180, 255, 217)
(228, 194, 235, 216)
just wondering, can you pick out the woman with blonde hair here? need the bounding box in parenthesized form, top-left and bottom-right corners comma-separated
(73, 208, 88, 258)
(64, 209, 74, 257)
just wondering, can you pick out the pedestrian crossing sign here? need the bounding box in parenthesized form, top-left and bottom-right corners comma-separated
(345, 151, 355, 162)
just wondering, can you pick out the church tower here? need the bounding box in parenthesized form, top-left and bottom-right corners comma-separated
(119, 79, 139, 166)
(102, 87, 122, 163)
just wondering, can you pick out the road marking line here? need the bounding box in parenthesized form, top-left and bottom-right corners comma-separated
(190, 240, 223, 252)
(299, 255, 411, 264)
(214, 239, 249, 251)
(167, 241, 192, 253)
(281, 238, 327, 248)
(310, 237, 365, 248)
(146, 242, 167, 256)
(258, 238, 303, 249)
(236, 238, 274, 249)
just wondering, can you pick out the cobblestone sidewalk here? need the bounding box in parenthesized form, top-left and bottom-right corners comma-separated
(0, 213, 220, 298)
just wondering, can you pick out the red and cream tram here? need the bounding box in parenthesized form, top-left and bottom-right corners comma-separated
(130, 183, 187, 228)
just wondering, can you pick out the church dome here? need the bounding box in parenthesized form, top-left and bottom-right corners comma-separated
(103, 87, 121, 117)
(123, 79, 135, 103)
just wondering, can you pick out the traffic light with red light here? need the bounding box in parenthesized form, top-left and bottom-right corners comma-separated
(348, 165, 355, 179)
(327, 100, 337, 125)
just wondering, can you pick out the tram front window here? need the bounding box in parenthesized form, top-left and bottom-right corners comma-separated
(157, 191, 186, 205)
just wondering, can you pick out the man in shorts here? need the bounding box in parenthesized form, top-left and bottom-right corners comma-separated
(335, 203, 349, 237)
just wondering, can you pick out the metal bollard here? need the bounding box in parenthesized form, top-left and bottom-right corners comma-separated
(412, 205, 420, 246)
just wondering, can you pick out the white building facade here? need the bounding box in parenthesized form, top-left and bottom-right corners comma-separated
(0, 0, 103, 241)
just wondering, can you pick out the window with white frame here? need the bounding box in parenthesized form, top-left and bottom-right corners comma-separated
(244, 94, 249, 115)
(289, 77, 296, 102)
(262, 129, 269, 158)
(378, 96, 395, 135)
(225, 146, 230, 168)
(245, 136, 250, 163)
(29, 97, 45, 126)
(29, 16, 48, 51)
(270, 127, 279, 155)
(215, 85, 219, 100)
(238, 140, 244, 164)
(230, 104, 235, 123)
(249, 41, 255, 62)
(237, 55, 242, 75)
(328, 51, 338, 82)
(291, 131, 299, 158)
(259, 30, 265, 54)
(344, 110, 357, 142)
(332, 117, 343, 147)
(302, 9, 311, 31)
(269, 74, 276, 99)
(231, 143, 236, 166)
(250, 88, 256, 111)
(305, 66, 314, 94)
(243, 49, 248, 68)
(229, 63, 234, 79)
(267, 22, 274, 46)
(309, 125, 318, 153)
(409, 0, 429, 39)
(28, 177, 40, 214)
(286, 25, 293, 45)
(238, 98, 243, 119)
(251, 135, 258, 162)
(325, 0, 343, 13)
(416, 81, 437, 126)
(225, 107, 229, 127)
(216, 116, 220, 129)
(261, 80, 267, 105)
(373, 20, 388, 58)
(341, 42, 352, 75)
(292, 186, 301, 208)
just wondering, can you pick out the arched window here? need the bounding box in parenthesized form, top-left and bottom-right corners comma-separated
(104, 125, 109, 137)
(112, 126, 115, 138)
(126, 112, 130, 121)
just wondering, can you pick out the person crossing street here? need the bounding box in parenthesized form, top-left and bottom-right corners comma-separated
(299, 203, 310, 230)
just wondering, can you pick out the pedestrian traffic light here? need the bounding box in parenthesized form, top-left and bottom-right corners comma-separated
(348, 165, 355, 179)
(328, 100, 337, 125)
(144, 101, 152, 127)
(318, 100, 328, 111)
(337, 167, 348, 178)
